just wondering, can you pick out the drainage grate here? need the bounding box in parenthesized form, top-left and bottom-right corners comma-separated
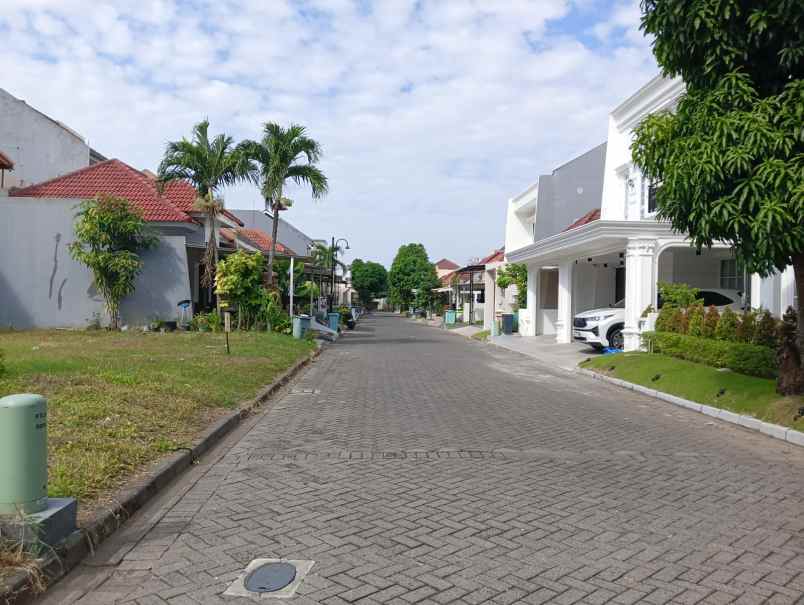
(244, 562, 297, 593)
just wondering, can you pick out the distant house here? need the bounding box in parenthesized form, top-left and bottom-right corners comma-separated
(0, 88, 98, 189)
(0, 159, 276, 328)
(235, 210, 314, 259)
(434, 258, 459, 279)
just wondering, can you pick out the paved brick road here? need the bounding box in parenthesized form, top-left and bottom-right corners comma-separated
(44, 314, 804, 604)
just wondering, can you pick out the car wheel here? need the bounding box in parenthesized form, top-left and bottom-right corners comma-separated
(608, 327, 624, 350)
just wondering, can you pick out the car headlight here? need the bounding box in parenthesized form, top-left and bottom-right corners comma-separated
(585, 314, 615, 322)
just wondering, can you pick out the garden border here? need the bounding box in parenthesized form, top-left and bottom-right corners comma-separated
(1, 343, 322, 605)
(577, 367, 804, 449)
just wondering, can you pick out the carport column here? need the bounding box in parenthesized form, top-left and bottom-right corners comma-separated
(555, 260, 573, 343)
(623, 238, 657, 351)
(520, 266, 538, 336)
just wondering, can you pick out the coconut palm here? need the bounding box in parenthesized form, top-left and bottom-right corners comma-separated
(238, 123, 328, 286)
(158, 120, 255, 288)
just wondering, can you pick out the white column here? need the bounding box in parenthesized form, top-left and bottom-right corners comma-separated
(519, 266, 538, 336)
(555, 260, 574, 344)
(483, 270, 495, 331)
(623, 238, 657, 351)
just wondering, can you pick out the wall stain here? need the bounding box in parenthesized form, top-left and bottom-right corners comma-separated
(57, 278, 68, 311)
(49, 233, 62, 299)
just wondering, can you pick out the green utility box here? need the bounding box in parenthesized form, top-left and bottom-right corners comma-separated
(0, 394, 48, 515)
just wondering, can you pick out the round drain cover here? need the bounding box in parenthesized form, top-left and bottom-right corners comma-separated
(244, 562, 297, 593)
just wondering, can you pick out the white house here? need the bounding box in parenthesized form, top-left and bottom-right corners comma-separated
(505, 75, 797, 351)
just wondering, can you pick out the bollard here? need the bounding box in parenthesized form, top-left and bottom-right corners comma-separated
(0, 394, 48, 515)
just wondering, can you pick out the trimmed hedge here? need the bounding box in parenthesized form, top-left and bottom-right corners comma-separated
(642, 331, 777, 378)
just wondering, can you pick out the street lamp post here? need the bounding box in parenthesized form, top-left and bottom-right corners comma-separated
(329, 237, 350, 312)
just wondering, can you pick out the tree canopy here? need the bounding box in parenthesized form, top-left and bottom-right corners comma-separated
(69, 195, 157, 329)
(632, 0, 804, 391)
(388, 244, 439, 309)
(351, 259, 388, 304)
(239, 123, 328, 285)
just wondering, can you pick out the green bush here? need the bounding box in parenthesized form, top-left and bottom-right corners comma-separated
(643, 332, 777, 378)
(658, 281, 701, 308)
(190, 311, 222, 332)
(687, 305, 704, 337)
(715, 307, 739, 341)
(702, 305, 720, 338)
(754, 309, 778, 348)
(654, 305, 675, 332)
(669, 308, 688, 334)
(736, 310, 757, 343)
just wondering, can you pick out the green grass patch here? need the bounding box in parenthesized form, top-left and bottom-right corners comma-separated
(471, 330, 491, 342)
(0, 330, 314, 504)
(580, 353, 804, 431)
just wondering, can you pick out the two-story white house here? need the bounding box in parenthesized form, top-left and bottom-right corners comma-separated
(505, 75, 797, 351)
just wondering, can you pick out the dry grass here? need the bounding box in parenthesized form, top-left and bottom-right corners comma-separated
(0, 537, 47, 598)
(0, 329, 314, 505)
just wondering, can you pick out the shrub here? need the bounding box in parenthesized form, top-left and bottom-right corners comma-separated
(658, 281, 701, 308)
(654, 305, 675, 332)
(687, 305, 704, 337)
(669, 308, 688, 334)
(715, 307, 738, 341)
(643, 332, 777, 378)
(754, 309, 778, 348)
(190, 311, 222, 332)
(702, 305, 720, 338)
(736, 310, 757, 344)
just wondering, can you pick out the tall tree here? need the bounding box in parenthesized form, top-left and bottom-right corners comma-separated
(69, 195, 157, 329)
(388, 243, 439, 310)
(632, 0, 804, 393)
(239, 124, 328, 287)
(157, 120, 254, 288)
(351, 259, 388, 305)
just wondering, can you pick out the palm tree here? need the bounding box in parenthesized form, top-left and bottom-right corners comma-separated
(239, 123, 328, 287)
(158, 120, 255, 289)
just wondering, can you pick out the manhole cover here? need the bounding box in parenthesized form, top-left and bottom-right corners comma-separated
(244, 562, 297, 593)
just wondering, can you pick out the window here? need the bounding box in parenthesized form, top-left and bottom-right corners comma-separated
(719, 259, 745, 291)
(647, 183, 658, 213)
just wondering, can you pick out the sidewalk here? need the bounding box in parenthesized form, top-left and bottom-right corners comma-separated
(490, 333, 599, 371)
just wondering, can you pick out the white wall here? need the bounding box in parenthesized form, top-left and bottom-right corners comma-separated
(0, 198, 191, 328)
(504, 185, 538, 254)
(0, 89, 91, 188)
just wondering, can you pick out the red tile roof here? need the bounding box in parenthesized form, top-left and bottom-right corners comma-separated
(239, 228, 295, 256)
(141, 171, 244, 226)
(219, 227, 296, 256)
(479, 247, 505, 265)
(0, 151, 13, 170)
(565, 208, 600, 231)
(10, 159, 193, 223)
(435, 258, 459, 270)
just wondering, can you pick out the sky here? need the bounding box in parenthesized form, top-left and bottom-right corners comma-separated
(1, 0, 658, 267)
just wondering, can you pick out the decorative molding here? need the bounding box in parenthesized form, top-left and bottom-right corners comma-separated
(611, 75, 685, 131)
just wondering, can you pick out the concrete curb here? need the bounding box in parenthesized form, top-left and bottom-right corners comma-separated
(2, 344, 322, 605)
(576, 367, 804, 449)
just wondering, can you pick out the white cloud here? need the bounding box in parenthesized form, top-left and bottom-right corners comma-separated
(0, 0, 657, 266)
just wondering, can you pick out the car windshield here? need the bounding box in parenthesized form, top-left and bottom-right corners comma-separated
(611, 299, 625, 308)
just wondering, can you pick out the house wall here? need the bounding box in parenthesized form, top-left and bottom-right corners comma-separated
(0, 197, 191, 328)
(533, 143, 607, 241)
(0, 89, 90, 188)
(235, 209, 315, 257)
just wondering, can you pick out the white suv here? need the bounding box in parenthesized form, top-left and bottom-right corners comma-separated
(572, 289, 741, 350)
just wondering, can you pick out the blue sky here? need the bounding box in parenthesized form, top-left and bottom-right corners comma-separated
(1, 0, 657, 266)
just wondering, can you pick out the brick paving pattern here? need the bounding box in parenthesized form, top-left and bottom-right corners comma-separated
(44, 314, 804, 604)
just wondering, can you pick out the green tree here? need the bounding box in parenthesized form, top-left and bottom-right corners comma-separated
(351, 259, 388, 305)
(496, 263, 528, 309)
(214, 250, 266, 329)
(239, 124, 328, 287)
(157, 120, 254, 289)
(69, 195, 157, 329)
(632, 0, 804, 391)
(388, 243, 439, 310)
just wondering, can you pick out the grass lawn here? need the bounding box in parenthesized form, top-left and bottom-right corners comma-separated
(471, 330, 491, 342)
(580, 352, 804, 432)
(0, 330, 315, 506)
